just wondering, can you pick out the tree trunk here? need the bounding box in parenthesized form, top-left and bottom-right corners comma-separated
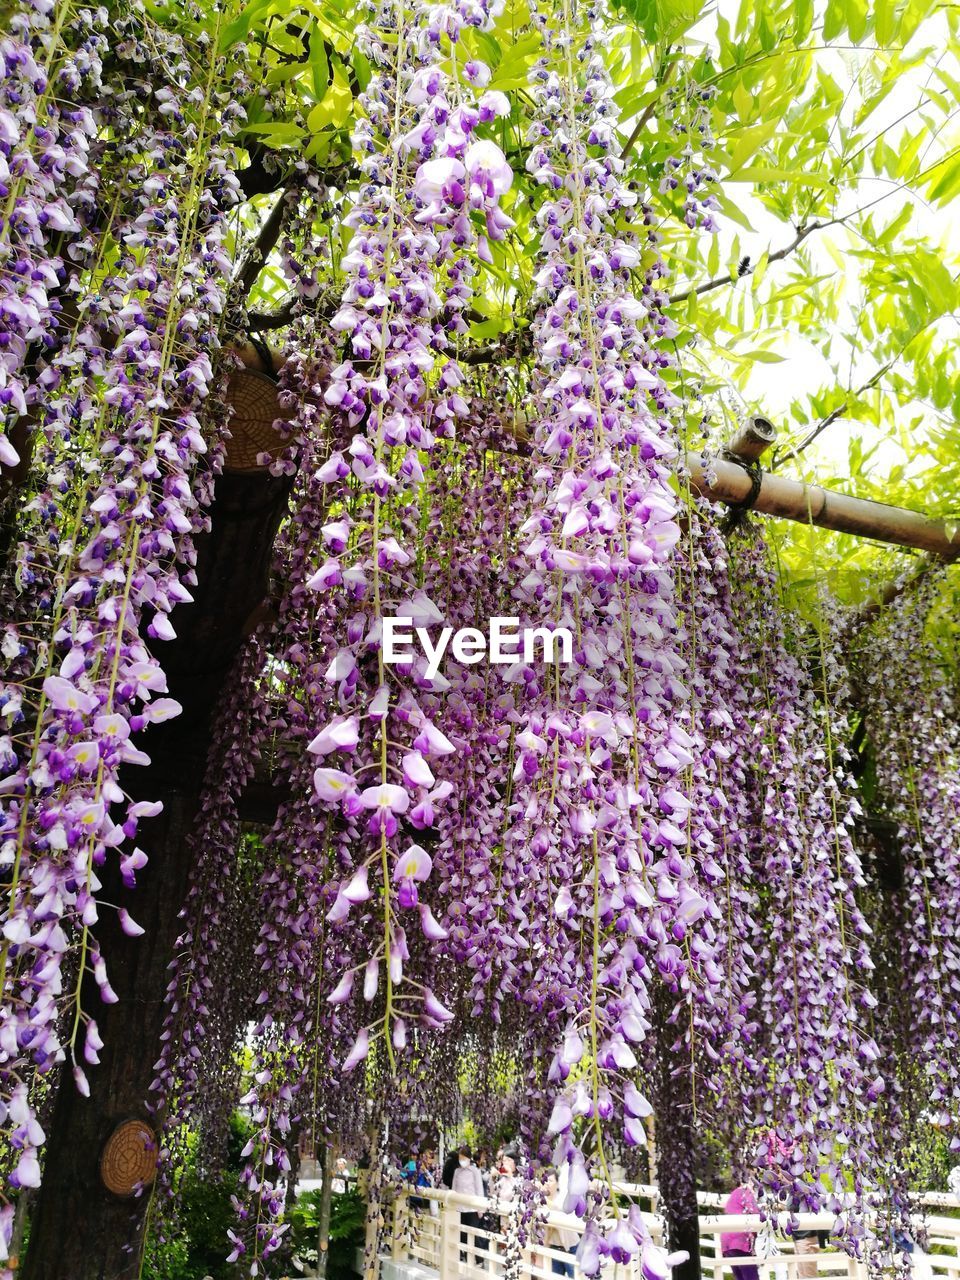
(20, 789, 204, 1280)
(8, 1187, 33, 1270)
(20, 460, 291, 1280)
(652, 983, 702, 1280)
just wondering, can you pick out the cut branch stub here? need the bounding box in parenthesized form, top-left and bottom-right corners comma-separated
(99, 1120, 158, 1198)
(225, 368, 286, 474)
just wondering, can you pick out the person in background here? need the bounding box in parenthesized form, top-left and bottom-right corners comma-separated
(412, 1148, 437, 1213)
(332, 1155, 349, 1194)
(791, 1218, 820, 1279)
(544, 1168, 578, 1277)
(441, 1146, 459, 1189)
(453, 1146, 487, 1266)
(474, 1149, 497, 1245)
(759, 1133, 819, 1280)
(493, 1150, 518, 1208)
(720, 1180, 760, 1280)
(492, 1148, 519, 1252)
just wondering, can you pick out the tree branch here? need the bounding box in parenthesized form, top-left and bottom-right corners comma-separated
(235, 191, 291, 299)
(461, 330, 532, 365)
(774, 360, 894, 466)
(619, 53, 674, 162)
(246, 299, 502, 337)
(668, 221, 825, 306)
(619, 98, 659, 162)
(246, 302, 300, 330)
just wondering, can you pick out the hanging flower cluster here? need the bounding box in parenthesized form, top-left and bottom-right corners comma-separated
(149, 635, 271, 1154)
(0, 0, 105, 472)
(658, 80, 720, 233)
(493, 0, 728, 1269)
(717, 531, 883, 1243)
(302, 0, 514, 1073)
(854, 588, 960, 1155)
(0, 0, 245, 1225)
(226, 326, 362, 1270)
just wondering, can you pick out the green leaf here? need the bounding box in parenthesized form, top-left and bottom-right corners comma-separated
(306, 64, 353, 133)
(304, 129, 334, 161)
(742, 349, 787, 363)
(352, 47, 372, 92)
(217, 0, 275, 51)
(470, 317, 509, 339)
(895, 131, 924, 181)
(728, 119, 780, 171)
(751, 249, 770, 290)
(847, 0, 869, 42)
(712, 190, 754, 231)
(926, 153, 960, 204)
(265, 63, 310, 86)
(731, 80, 754, 123)
(792, 0, 814, 40)
(707, 234, 720, 277)
(616, 0, 699, 43)
(242, 121, 307, 144)
(489, 30, 540, 90)
(822, 0, 846, 41)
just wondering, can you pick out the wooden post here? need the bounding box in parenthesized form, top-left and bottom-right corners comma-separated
(362, 1121, 387, 1280)
(364, 1209, 380, 1280)
(316, 1139, 338, 1278)
(392, 1195, 405, 1261)
(646, 1114, 659, 1216)
(439, 1198, 460, 1280)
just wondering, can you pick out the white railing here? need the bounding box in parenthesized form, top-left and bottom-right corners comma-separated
(377, 1187, 960, 1280)
(383, 1186, 647, 1279)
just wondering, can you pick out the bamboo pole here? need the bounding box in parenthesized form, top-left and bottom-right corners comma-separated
(711, 417, 959, 613)
(687, 454, 960, 558)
